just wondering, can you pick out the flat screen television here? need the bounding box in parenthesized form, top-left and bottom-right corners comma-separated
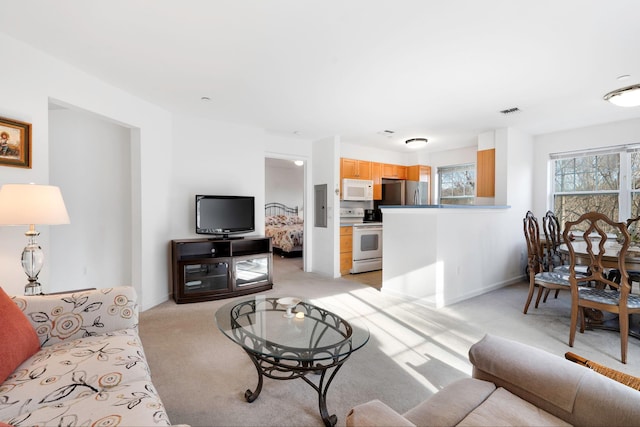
(195, 195, 255, 237)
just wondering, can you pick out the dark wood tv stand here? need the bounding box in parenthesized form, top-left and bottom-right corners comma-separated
(171, 236, 273, 303)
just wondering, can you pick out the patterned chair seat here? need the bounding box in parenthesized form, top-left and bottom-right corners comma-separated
(552, 265, 589, 276)
(535, 271, 570, 287)
(578, 288, 640, 309)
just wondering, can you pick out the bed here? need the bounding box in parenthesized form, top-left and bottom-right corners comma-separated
(265, 202, 303, 257)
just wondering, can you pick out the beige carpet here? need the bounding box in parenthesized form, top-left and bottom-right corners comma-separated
(139, 257, 640, 427)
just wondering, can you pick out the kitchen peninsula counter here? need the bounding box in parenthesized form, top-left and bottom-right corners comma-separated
(379, 204, 520, 308)
(381, 204, 511, 209)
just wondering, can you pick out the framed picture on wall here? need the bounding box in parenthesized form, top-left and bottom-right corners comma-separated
(0, 116, 31, 168)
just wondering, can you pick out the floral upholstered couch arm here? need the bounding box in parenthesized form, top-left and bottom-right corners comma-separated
(11, 286, 138, 348)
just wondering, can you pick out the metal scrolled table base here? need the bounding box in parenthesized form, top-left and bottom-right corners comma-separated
(242, 349, 349, 427)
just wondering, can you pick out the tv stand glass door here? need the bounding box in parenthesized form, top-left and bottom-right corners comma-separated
(233, 254, 271, 288)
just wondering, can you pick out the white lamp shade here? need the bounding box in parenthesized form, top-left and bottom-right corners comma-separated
(0, 184, 70, 225)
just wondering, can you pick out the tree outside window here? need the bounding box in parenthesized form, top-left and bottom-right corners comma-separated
(550, 149, 640, 233)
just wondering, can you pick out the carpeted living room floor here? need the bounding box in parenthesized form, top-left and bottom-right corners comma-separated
(139, 257, 640, 427)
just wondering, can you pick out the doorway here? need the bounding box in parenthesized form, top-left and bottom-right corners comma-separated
(265, 157, 306, 269)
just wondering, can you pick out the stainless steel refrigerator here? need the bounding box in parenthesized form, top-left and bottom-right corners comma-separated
(381, 179, 429, 205)
(405, 180, 429, 205)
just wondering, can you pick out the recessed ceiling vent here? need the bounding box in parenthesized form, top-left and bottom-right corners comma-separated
(500, 107, 521, 115)
(377, 129, 395, 137)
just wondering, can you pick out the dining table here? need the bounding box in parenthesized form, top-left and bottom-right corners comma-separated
(558, 239, 640, 271)
(558, 238, 640, 338)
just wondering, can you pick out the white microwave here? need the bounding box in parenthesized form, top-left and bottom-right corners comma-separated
(342, 178, 374, 201)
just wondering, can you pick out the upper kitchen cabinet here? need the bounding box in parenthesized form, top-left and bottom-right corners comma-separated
(341, 158, 372, 180)
(477, 149, 495, 197)
(371, 162, 382, 200)
(407, 165, 431, 182)
(382, 163, 407, 179)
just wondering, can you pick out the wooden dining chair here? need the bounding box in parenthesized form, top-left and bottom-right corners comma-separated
(542, 210, 563, 272)
(565, 352, 640, 390)
(563, 211, 640, 364)
(604, 215, 640, 291)
(541, 210, 589, 303)
(523, 211, 571, 314)
(625, 216, 640, 290)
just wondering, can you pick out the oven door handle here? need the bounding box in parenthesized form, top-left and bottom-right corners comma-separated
(353, 226, 383, 232)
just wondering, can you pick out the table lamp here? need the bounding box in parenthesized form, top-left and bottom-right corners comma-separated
(0, 183, 70, 295)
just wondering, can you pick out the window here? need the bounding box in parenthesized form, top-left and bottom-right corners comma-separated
(631, 151, 640, 218)
(551, 145, 640, 230)
(438, 163, 475, 205)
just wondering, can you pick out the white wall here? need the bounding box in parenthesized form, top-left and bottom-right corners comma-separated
(427, 145, 477, 169)
(382, 207, 518, 307)
(49, 109, 132, 292)
(341, 142, 409, 165)
(265, 161, 304, 210)
(0, 33, 172, 310)
(312, 136, 340, 277)
(169, 115, 267, 239)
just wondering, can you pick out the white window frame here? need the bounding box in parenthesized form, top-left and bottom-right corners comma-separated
(549, 144, 640, 223)
(437, 163, 476, 205)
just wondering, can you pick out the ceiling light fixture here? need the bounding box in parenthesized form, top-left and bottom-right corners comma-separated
(405, 138, 428, 145)
(293, 160, 303, 166)
(604, 84, 640, 107)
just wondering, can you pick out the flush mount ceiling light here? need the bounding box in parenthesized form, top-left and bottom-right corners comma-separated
(604, 84, 640, 107)
(405, 138, 428, 145)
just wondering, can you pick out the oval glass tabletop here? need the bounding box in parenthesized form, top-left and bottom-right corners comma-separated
(215, 295, 370, 362)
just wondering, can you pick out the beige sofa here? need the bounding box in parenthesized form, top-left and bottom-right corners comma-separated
(0, 286, 175, 427)
(347, 334, 640, 426)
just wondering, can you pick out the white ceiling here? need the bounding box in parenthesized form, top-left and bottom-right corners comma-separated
(2, 0, 640, 153)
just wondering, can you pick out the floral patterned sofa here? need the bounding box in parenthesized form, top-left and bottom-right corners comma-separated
(0, 286, 176, 427)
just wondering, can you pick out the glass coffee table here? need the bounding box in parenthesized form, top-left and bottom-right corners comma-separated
(215, 296, 370, 427)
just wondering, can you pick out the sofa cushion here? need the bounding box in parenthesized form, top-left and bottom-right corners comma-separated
(3, 379, 169, 427)
(457, 387, 571, 426)
(0, 287, 40, 384)
(11, 287, 138, 348)
(403, 378, 496, 427)
(0, 329, 151, 422)
(469, 334, 584, 415)
(346, 400, 416, 427)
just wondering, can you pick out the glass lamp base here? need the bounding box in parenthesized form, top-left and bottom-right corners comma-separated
(24, 281, 43, 296)
(22, 226, 44, 296)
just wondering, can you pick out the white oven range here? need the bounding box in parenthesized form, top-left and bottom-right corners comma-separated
(351, 222, 382, 273)
(339, 207, 382, 274)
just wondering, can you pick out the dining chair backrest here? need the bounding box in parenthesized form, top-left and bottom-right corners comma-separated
(523, 211, 544, 276)
(626, 216, 640, 228)
(626, 215, 640, 240)
(562, 212, 631, 294)
(543, 210, 562, 271)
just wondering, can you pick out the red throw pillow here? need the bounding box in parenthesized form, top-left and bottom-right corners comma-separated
(0, 287, 40, 383)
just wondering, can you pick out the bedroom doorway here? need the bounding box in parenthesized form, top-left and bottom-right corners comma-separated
(265, 157, 305, 269)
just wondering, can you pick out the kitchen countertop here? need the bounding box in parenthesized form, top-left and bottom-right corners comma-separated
(380, 204, 510, 209)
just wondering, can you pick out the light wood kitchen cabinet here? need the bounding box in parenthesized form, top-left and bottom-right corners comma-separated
(382, 163, 407, 179)
(371, 162, 382, 200)
(407, 165, 431, 182)
(340, 226, 353, 275)
(477, 149, 495, 197)
(341, 158, 372, 180)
